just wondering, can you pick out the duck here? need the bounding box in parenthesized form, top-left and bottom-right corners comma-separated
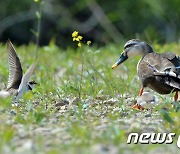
(112, 39, 180, 108)
(0, 40, 38, 102)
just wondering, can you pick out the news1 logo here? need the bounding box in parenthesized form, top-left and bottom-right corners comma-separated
(127, 133, 180, 148)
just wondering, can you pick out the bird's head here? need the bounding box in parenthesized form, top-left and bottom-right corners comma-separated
(28, 80, 38, 90)
(112, 39, 154, 69)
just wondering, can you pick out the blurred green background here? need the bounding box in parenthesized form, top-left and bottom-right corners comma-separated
(0, 0, 180, 48)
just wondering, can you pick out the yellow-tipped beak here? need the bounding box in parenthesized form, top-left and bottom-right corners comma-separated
(111, 54, 128, 69)
(112, 64, 118, 69)
(132, 104, 144, 110)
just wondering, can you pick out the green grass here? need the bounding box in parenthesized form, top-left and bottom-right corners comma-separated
(0, 41, 179, 154)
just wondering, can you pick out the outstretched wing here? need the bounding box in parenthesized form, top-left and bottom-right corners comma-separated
(6, 40, 23, 90)
(18, 60, 38, 92)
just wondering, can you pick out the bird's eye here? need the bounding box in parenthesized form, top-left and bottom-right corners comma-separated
(124, 43, 135, 49)
(29, 81, 37, 84)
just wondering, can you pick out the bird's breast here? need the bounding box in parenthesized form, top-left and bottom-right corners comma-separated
(0, 90, 12, 98)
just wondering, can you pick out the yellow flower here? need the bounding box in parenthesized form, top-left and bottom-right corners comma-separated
(34, 0, 39, 2)
(77, 35, 83, 40)
(87, 41, 91, 45)
(72, 31, 78, 38)
(75, 38, 80, 41)
(78, 42, 81, 47)
(73, 38, 76, 41)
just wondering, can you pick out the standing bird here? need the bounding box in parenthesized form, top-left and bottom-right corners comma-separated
(0, 40, 38, 101)
(134, 92, 158, 110)
(112, 39, 180, 109)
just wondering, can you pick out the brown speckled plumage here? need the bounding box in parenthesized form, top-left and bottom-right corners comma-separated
(138, 52, 180, 94)
(112, 39, 180, 100)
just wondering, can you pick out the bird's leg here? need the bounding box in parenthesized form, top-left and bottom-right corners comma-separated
(139, 87, 144, 96)
(174, 90, 178, 102)
(132, 103, 144, 110)
(131, 87, 145, 110)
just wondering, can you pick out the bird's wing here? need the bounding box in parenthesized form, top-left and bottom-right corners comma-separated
(18, 60, 38, 92)
(153, 53, 180, 90)
(6, 40, 23, 90)
(154, 67, 180, 90)
(164, 76, 180, 90)
(154, 67, 180, 79)
(161, 52, 180, 67)
(143, 52, 180, 90)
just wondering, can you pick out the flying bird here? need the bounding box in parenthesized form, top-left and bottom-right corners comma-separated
(112, 39, 180, 109)
(0, 40, 38, 101)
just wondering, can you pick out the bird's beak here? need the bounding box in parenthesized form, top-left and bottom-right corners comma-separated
(33, 82, 39, 86)
(132, 103, 144, 110)
(112, 54, 128, 69)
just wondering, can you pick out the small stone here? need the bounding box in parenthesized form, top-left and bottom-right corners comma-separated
(103, 98, 118, 105)
(55, 99, 69, 110)
(61, 105, 66, 110)
(112, 107, 120, 112)
(10, 110, 16, 116)
(69, 97, 80, 105)
(145, 114, 152, 117)
(96, 95, 107, 100)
